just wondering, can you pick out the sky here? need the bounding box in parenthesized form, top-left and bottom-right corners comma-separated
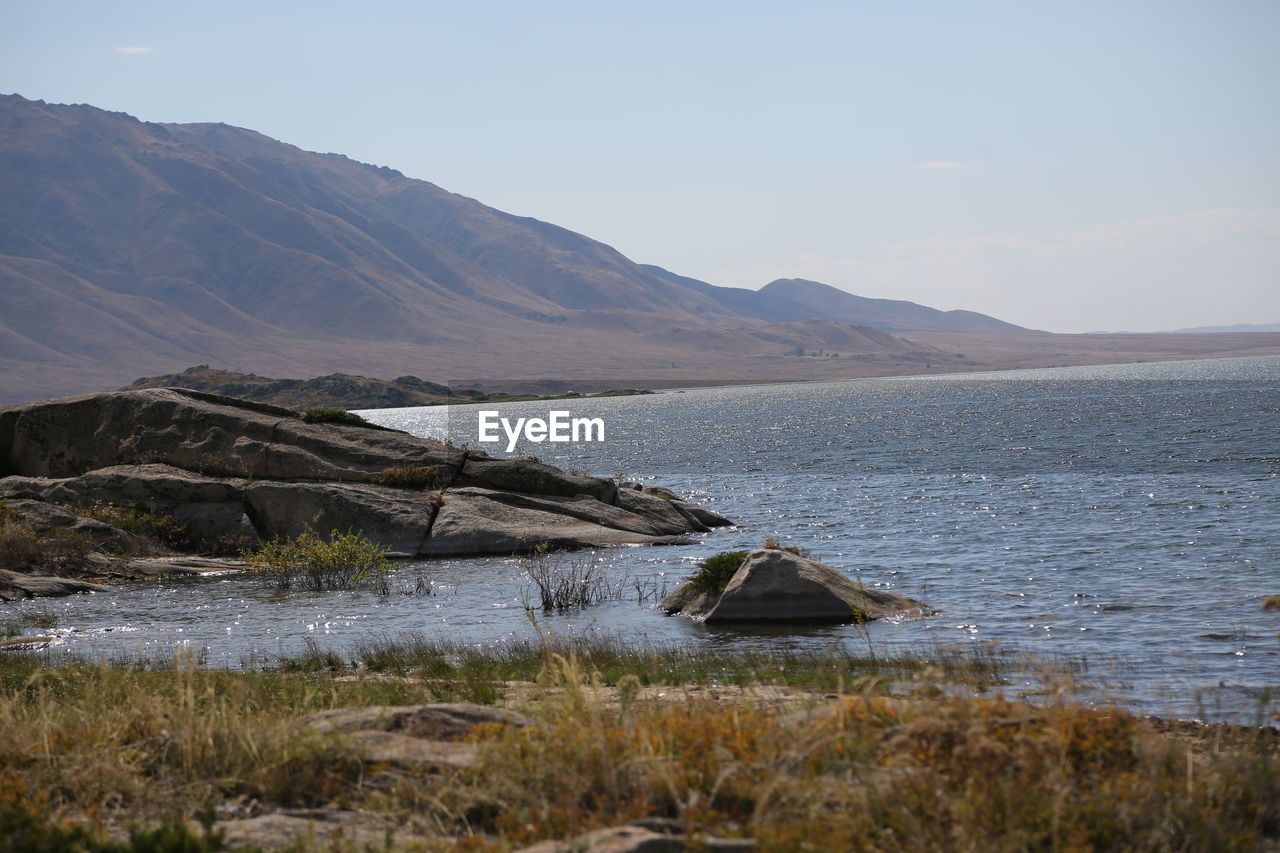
(2, 0, 1277, 333)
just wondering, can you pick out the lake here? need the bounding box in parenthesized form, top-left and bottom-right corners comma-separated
(13, 355, 1279, 723)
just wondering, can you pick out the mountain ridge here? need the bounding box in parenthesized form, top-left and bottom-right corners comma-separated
(5, 93, 1275, 404)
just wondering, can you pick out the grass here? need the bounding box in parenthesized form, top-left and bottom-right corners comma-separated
(80, 504, 192, 550)
(685, 550, 749, 597)
(0, 607, 59, 639)
(349, 633, 1011, 693)
(243, 525, 391, 593)
(372, 464, 444, 490)
(520, 547, 624, 611)
(0, 524, 95, 577)
(296, 407, 368, 426)
(0, 641, 1274, 851)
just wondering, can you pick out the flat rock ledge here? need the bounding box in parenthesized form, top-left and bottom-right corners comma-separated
(0, 568, 104, 602)
(661, 548, 926, 624)
(517, 824, 757, 853)
(0, 389, 732, 592)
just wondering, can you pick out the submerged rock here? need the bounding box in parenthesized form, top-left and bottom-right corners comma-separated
(661, 548, 925, 624)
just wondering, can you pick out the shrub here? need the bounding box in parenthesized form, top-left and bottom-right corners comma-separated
(686, 550, 749, 596)
(374, 465, 443, 489)
(297, 407, 368, 426)
(244, 525, 391, 593)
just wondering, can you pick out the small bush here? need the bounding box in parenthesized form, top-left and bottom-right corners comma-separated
(374, 465, 443, 489)
(686, 550, 749, 596)
(245, 525, 391, 593)
(297, 407, 368, 426)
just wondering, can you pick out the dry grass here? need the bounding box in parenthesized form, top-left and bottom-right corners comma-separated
(0, 646, 1274, 851)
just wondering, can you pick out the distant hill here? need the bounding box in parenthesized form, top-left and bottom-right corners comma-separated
(1170, 323, 1280, 334)
(11, 93, 1266, 405)
(757, 279, 1032, 334)
(124, 367, 456, 410)
(123, 366, 653, 409)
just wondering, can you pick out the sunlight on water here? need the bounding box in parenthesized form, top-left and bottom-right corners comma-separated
(14, 356, 1279, 723)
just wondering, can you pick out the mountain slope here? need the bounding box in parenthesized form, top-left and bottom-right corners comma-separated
(759, 279, 1032, 333)
(1, 94, 1044, 403)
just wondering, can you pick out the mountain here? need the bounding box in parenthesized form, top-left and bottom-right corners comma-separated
(642, 267, 1027, 333)
(21, 94, 1263, 406)
(757, 279, 1031, 333)
(1169, 323, 1280, 334)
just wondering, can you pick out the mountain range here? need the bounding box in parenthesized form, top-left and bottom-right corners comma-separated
(3, 93, 1277, 404)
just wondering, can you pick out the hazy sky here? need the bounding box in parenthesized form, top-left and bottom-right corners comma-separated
(3, 0, 1277, 332)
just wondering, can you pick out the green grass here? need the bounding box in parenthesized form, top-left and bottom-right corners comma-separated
(684, 550, 749, 596)
(349, 633, 1011, 693)
(244, 526, 392, 593)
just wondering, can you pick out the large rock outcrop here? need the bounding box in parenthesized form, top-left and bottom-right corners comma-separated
(661, 548, 924, 624)
(0, 388, 732, 561)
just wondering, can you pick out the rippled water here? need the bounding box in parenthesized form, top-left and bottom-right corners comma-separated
(9, 356, 1279, 722)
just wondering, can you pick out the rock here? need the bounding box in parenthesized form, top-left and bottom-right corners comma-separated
(113, 556, 246, 576)
(669, 499, 733, 530)
(617, 483, 734, 531)
(663, 548, 925, 624)
(31, 464, 259, 547)
(1264, 595, 1280, 612)
(343, 730, 477, 770)
(460, 454, 617, 503)
(420, 488, 691, 556)
(245, 481, 437, 554)
(0, 387, 466, 482)
(452, 487, 681, 537)
(657, 583, 718, 617)
(0, 569, 104, 600)
(0, 634, 56, 651)
(516, 825, 757, 853)
(616, 488, 709, 534)
(0, 389, 728, 562)
(297, 704, 532, 773)
(215, 810, 424, 851)
(0, 497, 123, 537)
(299, 703, 535, 739)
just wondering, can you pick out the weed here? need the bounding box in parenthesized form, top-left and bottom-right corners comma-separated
(0, 607, 59, 638)
(520, 546, 624, 611)
(762, 536, 808, 557)
(296, 407, 368, 426)
(685, 550, 749, 597)
(278, 637, 347, 673)
(373, 464, 443, 489)
(244, 524, 391, 593)
(81, 503, 192, 549)
(0, 526, 94, 575)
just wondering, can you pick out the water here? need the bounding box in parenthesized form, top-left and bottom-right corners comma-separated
(9, 356, 1279, 723)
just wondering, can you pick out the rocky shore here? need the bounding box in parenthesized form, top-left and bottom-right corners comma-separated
(0, 387, 731, 598)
